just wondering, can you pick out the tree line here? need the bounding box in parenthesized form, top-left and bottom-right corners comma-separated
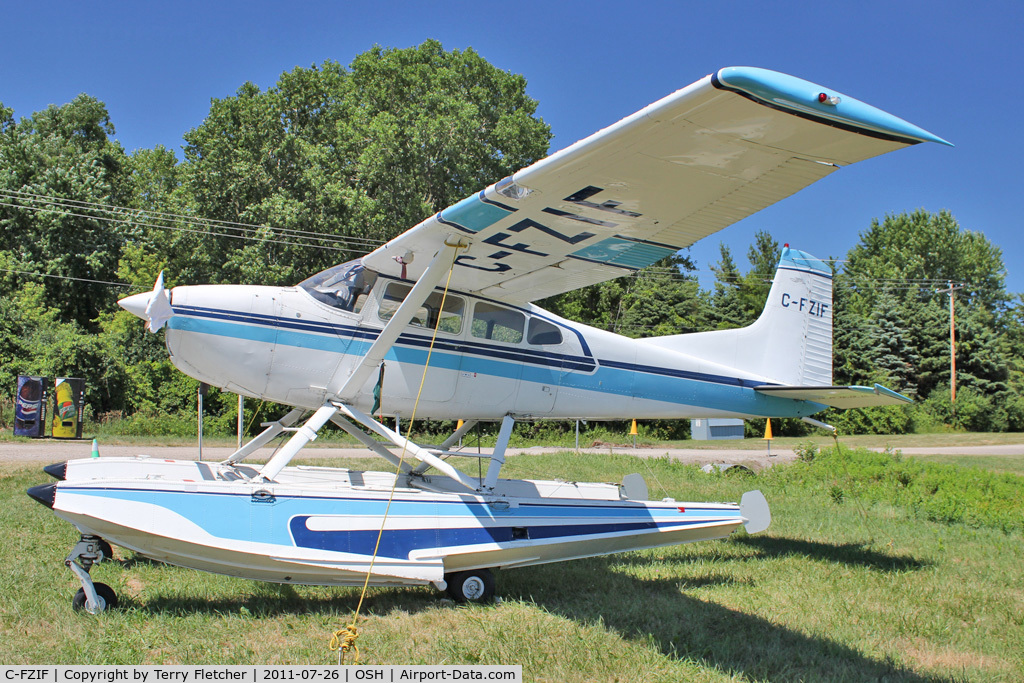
(2, 41, 1020, 436)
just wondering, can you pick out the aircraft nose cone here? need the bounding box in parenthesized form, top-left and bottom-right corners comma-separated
(44, 462, 67, 480)
(27, 483, 57, 509)
(118, 291, 153, 320)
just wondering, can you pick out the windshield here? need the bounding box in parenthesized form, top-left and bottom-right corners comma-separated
(297, 259, 377, 313)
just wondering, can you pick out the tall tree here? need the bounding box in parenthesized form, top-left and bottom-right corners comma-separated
(740, 230, 781, 318)
(834, 209, 1016, 430)
(0, 95, 132, 329)
(709, 243, 746, 329)
(705, 230, 781, 329)
(178, 40, 552, 286)
(614, 255, 710, 338)
(843, 210, 1008, 314)
(866, 289, 922, 395)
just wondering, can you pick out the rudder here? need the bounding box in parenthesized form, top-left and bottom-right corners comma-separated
(641, 246, 833, 386)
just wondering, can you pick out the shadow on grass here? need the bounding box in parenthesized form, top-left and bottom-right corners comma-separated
(114, 534, 935, 680)
(733, 535, 930, 572)
(505, 550, 944, 683)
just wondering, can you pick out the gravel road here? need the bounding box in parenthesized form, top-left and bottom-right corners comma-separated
(4, 439, 1022, 470)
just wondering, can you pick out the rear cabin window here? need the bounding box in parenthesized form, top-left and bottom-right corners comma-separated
(471, 302, 525, 344)
(527, 318, 563, 345)
(377, 282, 464, 334)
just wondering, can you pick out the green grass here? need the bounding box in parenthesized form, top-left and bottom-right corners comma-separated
(912, 453, 1024, 476)
(3, 451, 1023, 681)
(780, 445, 1024, 533)
(657, 431, 1024, 451)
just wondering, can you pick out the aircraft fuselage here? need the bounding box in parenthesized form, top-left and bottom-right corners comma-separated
(162, 274, 822, 421)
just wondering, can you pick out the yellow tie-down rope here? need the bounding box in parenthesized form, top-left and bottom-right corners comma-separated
(330, 245, 463, 664)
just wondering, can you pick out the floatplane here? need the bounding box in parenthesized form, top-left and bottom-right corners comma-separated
(28, 67, 948, 612)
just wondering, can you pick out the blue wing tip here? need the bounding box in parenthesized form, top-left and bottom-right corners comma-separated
(715, 66, 952, 147)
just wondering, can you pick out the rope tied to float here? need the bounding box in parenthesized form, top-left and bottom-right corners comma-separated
(328, 244, 463, 664)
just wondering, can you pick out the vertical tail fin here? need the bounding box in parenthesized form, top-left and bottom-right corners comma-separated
(641, 246, 833, 385)
(746, 246, 833, 384)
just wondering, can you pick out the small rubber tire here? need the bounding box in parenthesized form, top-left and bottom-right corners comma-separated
(72, 582, 118, 613)
(445, 569, 495, 603)
(98, 539, 114, 561)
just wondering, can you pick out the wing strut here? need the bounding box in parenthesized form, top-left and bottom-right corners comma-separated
(333, 241, 464, 403)
(254, 240, 509, 490)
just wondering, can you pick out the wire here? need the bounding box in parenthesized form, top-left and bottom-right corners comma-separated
(0, 187, 387, 248)
(0, 266, 134, 288)
(0, 189, 386, 252)
(0, 199, 361, 253)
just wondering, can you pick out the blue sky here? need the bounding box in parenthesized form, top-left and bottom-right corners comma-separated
(3, 1, 1021, 293)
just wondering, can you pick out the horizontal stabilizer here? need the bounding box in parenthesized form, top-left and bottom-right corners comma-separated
(754, 383, 912, 409)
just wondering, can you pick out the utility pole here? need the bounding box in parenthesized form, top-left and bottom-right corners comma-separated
(936, 281, 964, 416)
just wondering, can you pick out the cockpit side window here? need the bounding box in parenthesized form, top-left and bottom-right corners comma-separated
(297, 260, 378, 313)
(377, 282, 465, 334)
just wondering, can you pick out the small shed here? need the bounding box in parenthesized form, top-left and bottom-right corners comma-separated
(690, 418, 744, 440)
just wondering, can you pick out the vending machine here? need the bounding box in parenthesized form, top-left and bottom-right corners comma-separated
(51, 377, 85, 439)
(15, 375, 48, 438)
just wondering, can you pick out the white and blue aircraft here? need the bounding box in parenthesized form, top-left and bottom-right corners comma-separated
(29, 67, 948, 612)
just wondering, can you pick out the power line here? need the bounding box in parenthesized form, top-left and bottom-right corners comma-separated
(0, 266, 134, 288)
(0, 188, 386, 252)
(0, 199, 358, 253)
(0, 187, 387, 247)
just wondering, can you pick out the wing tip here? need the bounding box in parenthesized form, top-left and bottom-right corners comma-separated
(713, 66, 952, 147)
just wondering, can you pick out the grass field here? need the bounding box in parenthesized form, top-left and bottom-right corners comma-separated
(655, 431, 1024, 451)
(912, 453, 1024, 476)
(3, 450, 1022, 681)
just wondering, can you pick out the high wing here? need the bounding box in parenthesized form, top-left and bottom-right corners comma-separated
(361, 66, 949, 304)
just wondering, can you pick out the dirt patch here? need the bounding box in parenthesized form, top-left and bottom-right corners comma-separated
(897, 637, 1010, 673)
(125, 577, 146, 597)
